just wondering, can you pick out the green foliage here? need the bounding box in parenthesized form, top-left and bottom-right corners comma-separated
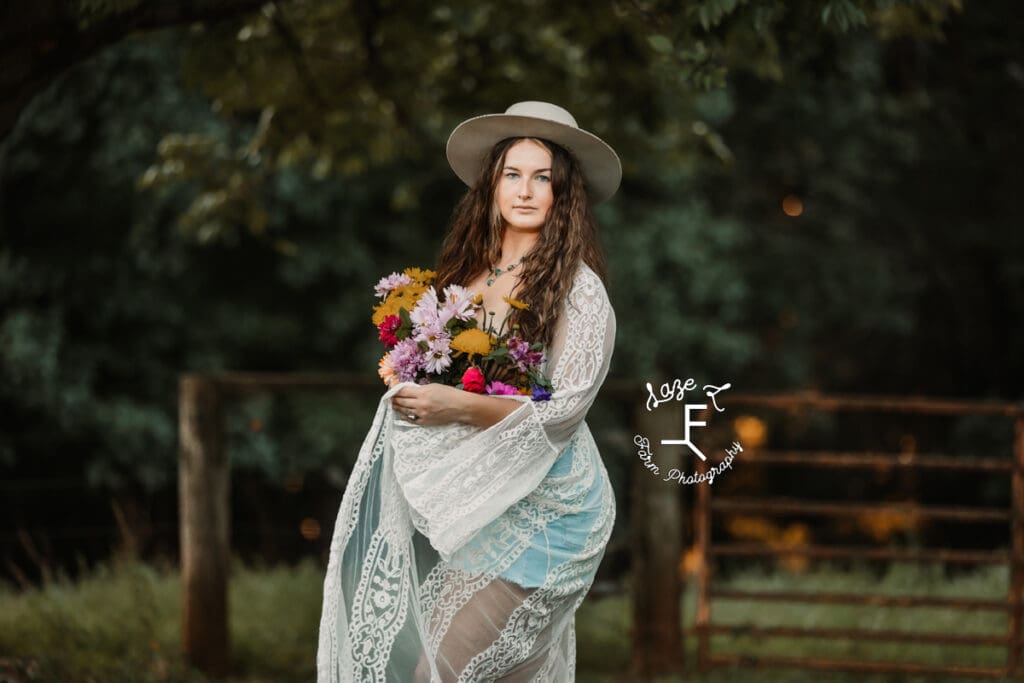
(822, 0, 869, 32)
(1, 0, 1019, 498)
(0, 559, 199, 682)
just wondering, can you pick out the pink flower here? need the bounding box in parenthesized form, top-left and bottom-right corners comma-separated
(423, 335, 453, 374)
(442, 284, 479, 321)
(377, 314, 401, 348)
(462, 367, 485, 393)
(374, 272, 413, 298)
(485, 381, 520, 396)
(389, 338, 424, 382)
(410, 286, 440, 327)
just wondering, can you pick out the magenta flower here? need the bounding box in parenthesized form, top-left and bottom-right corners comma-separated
(485, 381, 520, 396)
(378, 314, 401, 348)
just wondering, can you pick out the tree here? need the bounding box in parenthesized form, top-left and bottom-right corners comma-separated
(0, 0, 266, 141)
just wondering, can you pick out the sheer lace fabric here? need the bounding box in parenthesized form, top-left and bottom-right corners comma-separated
(317, 264, 617, 682)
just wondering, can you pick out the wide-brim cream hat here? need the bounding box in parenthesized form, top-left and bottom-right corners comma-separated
(446, 101, 622, 204)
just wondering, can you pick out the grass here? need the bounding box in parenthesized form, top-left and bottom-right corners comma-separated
(0, 558, 1014, 682)
(576, 561, 1014, 682)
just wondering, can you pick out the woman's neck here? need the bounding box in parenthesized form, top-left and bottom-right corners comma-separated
(498, 227, 540, 265)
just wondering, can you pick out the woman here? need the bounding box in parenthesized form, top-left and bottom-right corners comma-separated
(317, 101, 620, 682)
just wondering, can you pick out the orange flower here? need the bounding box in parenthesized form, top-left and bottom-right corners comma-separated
(378, 353, 397, 386)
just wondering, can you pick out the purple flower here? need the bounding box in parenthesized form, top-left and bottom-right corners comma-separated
(389, 338, 424, 382)
(506, 337, 543, 371)
(507, 337, 529, 364)
(531, 385, 552, 401)
(413, 316, 448, 345)
(524, 350, 545, 369)
(485, 381, 520, 396)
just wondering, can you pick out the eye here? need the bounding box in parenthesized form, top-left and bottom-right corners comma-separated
(536, 174, 551, 183)
(505, 171, 520, 179)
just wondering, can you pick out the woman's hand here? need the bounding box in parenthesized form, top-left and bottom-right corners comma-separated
(390, 383, 466, 426)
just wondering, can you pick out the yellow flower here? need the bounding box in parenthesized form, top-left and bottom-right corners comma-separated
(451, 328, 493, 358)
(503, 296, 530, 310)
(400, 282, 428, 299)
(372, 299, 402, 326)
(404, 267, 436, 284)
(371, 283, 428, 326)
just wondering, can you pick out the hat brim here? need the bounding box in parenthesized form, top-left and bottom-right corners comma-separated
(445, 113, 622, 204)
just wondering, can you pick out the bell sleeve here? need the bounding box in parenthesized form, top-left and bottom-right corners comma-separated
(391, 265, 616, 562)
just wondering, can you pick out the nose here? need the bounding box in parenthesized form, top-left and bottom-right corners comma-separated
(517, 180, 532, 199)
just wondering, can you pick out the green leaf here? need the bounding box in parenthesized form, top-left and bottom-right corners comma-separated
(698, 6, 711, 32)
(647, 34, 673, 54)
(484, 347, 509, 361)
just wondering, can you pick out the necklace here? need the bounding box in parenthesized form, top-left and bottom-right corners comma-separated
(486, 255, 526, 287)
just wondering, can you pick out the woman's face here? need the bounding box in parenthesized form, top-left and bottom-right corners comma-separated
(495, 138, 554, 232)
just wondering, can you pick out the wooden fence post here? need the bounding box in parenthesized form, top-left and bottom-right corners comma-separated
(694, 410, 711, 673)
(630, 398, 685, 676)
(179, 375, 230, 676)
(1011, 416, 1024, 676)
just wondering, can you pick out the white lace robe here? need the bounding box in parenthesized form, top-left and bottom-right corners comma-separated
(317, 263, 617, 682)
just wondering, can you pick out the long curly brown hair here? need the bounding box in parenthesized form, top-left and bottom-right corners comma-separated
(433, 136, 608, 349)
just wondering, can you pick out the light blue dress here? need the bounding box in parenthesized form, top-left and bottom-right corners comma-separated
(442, 438, 610, 590)
(499, 443, 601, 588)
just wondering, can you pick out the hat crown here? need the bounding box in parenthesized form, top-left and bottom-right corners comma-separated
(446, 100, 620, 203)
(504, 101, 579, 129)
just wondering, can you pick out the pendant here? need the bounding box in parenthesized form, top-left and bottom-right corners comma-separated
(485, 256, 523, 287)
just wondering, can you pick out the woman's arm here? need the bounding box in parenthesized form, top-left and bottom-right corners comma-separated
(452, 391, 525, 429)
(389, 382, 526, 428)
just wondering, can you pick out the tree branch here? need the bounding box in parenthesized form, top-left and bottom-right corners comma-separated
(1, 0, 267, 143)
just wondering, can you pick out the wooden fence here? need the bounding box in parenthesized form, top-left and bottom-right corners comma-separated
(694, 392, 1024, 679)
(179, 373, 1022, 679)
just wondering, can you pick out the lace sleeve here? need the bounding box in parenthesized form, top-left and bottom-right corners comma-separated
(391, 265, 616, 561)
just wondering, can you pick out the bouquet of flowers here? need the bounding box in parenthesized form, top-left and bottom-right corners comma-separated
(372, 267, 553, 401)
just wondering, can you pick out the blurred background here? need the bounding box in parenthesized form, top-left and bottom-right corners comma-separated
(1, 0, 1022, 681)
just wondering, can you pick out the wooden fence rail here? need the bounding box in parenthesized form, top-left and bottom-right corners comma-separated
(694, 393, 1024, 680)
